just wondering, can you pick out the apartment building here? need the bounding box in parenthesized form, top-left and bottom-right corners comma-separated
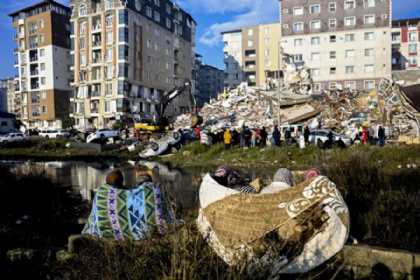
(195, 57, 224, 107)
(279, 0, 392, 92)
(392, 18, 420, 70)
(222, 23, 282, 89)
(9, 0, 72, 129)
(69, 0, 196, 130)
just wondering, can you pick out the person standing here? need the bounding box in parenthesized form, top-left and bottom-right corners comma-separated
(260, 127, 268, 147)
(272, 126, 281, 147)
(361, 127, 368, 145)
(304, 126, 310, 144)
(224, 128, 232, 149)
(251, 129, 257, 148)
(378, 126, 386, 147)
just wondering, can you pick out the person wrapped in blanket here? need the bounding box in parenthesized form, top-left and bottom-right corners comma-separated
(82, 168, 176, 240)
(211, 166, 321, 194)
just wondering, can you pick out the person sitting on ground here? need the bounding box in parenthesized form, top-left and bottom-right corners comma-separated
(82, 169, 176, 241)
(261, 168, 295, 194)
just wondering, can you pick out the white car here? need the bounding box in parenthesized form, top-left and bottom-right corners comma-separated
(86, 129, 120, 143)
(309, 129, 352, 147)
(39, 129, 70, 139)
(0, 132, 26, 144)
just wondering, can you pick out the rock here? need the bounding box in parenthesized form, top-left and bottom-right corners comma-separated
(182, 151, 191, 157)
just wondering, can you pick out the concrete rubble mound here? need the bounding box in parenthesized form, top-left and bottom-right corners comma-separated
(172, 79, 420, 139)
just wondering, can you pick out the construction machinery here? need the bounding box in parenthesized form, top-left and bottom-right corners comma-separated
(134, 80, 202, 133)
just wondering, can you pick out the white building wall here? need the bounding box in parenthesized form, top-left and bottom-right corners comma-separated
(223, 31, 243, 88)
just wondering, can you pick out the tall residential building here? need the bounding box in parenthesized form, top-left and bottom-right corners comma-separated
(392, 18, 420, 70)
(279, 0, 392, 92)
(222, 23, 282, 89)
(195, 56, 224, 107)
(9, 0, 72, 129)
(69, 0, 196, 130)
(0, 78, 16, 113)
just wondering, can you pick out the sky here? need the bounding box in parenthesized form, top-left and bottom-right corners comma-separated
(0, 0, 419, 78)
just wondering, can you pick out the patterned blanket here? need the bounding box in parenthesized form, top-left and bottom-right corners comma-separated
(83, 182, 175, 240)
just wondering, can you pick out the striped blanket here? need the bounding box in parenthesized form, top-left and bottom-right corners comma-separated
(82, 182, 175, 240)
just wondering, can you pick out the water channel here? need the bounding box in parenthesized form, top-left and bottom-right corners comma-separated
(0, 160, 203, 209)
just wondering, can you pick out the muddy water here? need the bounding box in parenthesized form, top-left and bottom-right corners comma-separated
(0, 160, 203, 209)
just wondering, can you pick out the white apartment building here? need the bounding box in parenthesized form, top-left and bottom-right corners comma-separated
(222, 30, 244, 89)
(279, 0, 392, 92)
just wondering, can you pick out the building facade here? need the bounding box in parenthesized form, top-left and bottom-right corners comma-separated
(222, 23, 282, 89)
(392, 18, 420, 70)
(196, 62, 224, 107)
(279, 0, 392, 92)
(9, 0, 72, 129)
(69, 0, 196, 130)
(0, 79, 15, 113)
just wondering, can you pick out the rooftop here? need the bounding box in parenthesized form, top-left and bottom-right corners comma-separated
(9, 0, 70, 17)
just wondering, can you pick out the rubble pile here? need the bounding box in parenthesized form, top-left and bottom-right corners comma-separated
(173, 83, 318, 132)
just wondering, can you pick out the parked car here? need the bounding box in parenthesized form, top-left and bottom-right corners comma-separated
(309, 129, 352, 147)
(0, 132, 26, 144)
(86, 129, 120, 143)
(39, 129, 70, 139)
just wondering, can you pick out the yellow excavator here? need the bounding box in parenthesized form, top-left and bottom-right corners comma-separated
(134, 80, 202, 133)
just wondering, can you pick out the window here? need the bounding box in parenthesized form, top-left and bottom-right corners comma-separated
(106, 64, 114, 79)
(311, 52, 320, 61)
(105, 0, 113, 10)
(41, 77, 46, 85)
(79, 37, 85, 49)
(364, 0, 375, 8)
(106, 31, 113, 44)
(364, 64, 374, 73)
(310, 20, 321, 30)
(329, 19, 337, 29)
(293, 7, 304, 16)
(311, 68, 320, 77)
(365, 48, 374, 57)
(154, 11, 160, 22)
(106, 83, 112, 96)
(330, 51, 336, 59)
(345, 49, 355, 58)
(311, 36, 320, 45)
(392, 32, 401, 42)
(80, 53, 86, 66)
(39, 49, 45, 57)
(364, 32, 374, 40)
(345, 66, 355, 74)
(330, 35, 336, 43)
(106, 48, 113, 61)
(40, 63, 45, 71)
(106, 14, 113, 27)
(154, 0, 160, 7)
(364, 15, 375, 25)
(146, 6, 152, 18)
(293, 22, 304, 32)
(293, 54, 303, 62)
(409, 32, 418, 42)
(329, 2, 336, 12)
(408, 57, 418, 66)
(345, 34, 355, 42)
(79, 4, 86, 16)
(344, 0, 356, 9)
(79, 21, 86, 34)
(294, 38, 303, 46)
(247, 40, 253, 47)
(313, 83, 321, 92)
(310, 4, 321, 14)
(248, 29, 253, 36)
(329, 82, 338, 89)
(364, 80, 375, 89)
(344, 16, 356, 26)
(166, 18, 171, 29)
(166, 4, 171, 14)
(409, 44, 417, 54)
(345, 81, 356, 90)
